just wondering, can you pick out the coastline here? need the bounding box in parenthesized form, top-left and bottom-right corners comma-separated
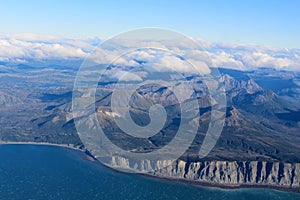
(105, 163, 300, 194)
(141, 172, 300, 194)
(1, 141, 299, 194)
(0, 141, 96, 161)
(0, 141, 85, 152)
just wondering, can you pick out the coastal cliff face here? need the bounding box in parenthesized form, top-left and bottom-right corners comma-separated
(107, 157, 300, 188)
(154, 160, 300, 188)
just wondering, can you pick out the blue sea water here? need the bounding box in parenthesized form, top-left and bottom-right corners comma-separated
(0, 144, 299, 200)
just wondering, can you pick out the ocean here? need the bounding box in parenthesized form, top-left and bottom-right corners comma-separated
(0, 144, 299, 200)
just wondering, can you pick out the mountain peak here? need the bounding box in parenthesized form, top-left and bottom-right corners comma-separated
(221, 74, 263, 95)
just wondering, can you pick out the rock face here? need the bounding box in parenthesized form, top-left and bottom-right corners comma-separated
(221, 74, 263, 95)
(107, 157, 300, 189)
(154, 160, 300, 188)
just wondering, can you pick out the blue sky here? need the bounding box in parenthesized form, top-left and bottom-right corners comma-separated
(0, 0, 299, 48)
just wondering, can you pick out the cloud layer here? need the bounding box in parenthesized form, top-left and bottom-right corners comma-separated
(0, 33, 299, 72)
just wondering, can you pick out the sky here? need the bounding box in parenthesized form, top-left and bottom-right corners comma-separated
(0, 0, 299, 48)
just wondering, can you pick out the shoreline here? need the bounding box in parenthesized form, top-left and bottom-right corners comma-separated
(1, 142, 299, 193)
(104, 164, 300, 194)
(141, 172, 300, 194)
(0, 141, 86, 152)
(0, 141, 98, 162)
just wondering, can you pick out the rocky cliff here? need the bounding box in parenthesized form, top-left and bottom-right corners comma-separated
(107, 156, 300, 189)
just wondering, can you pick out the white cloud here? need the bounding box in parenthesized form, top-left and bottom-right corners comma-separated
(201, 43, 300, 71)
(112, 71, 143, 81)
(239, 51, 293, 69)
(0, 33, 299, 72)
(0, 34, 95, 62)
(210, 51, 245, 70)
(125, 49, 211, 74)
